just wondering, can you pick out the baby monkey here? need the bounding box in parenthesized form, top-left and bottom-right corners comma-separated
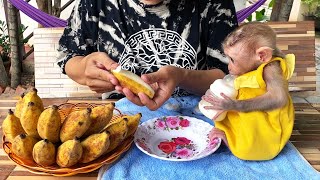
(203, 22, 295, 160)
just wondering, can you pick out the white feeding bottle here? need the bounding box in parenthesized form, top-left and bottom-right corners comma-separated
(198, 74, 238, 121)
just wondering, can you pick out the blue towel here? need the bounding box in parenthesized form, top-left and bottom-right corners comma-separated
(99, 96, 320, 180)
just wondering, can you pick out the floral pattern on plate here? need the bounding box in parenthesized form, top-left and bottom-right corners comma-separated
(154, 116, 190, 130)
(158, 137, 196, 159)
(134, 116, 221, 161)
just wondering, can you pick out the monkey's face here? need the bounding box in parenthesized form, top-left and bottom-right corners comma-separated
(224, 44, 261, 76)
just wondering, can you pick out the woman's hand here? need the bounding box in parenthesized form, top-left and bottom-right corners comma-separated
(118, 65, 183, 110)
(65, 52, 120, 93)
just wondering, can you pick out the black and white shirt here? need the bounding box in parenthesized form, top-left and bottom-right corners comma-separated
(57, 0, 238, 97)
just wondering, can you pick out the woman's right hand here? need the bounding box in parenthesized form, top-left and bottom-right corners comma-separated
(65, 52, 120, 93)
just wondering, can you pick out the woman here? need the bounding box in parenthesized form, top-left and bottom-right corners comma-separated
(57, 0, 238, 110)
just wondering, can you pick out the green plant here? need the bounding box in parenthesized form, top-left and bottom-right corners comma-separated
(301, 0, 320, 17)
(0, 20, 28, 62)
(0, 20, 10, 62)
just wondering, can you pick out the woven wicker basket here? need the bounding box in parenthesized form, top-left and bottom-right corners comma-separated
(2, 103, 134, 176)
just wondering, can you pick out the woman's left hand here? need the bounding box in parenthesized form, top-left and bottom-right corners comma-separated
(118, 65, 182, 110)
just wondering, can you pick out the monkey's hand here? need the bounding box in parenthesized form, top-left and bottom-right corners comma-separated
(202, 92, 238, 111)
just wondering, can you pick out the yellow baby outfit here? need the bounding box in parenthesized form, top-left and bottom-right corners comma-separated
(215, 54, 295, 160)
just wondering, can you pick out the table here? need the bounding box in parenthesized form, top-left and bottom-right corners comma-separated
(0, 98, 319, 180)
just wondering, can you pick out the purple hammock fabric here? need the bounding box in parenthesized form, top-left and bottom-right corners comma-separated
(8, 0, 67, 27)
(8, 0, 266, 27)
(237, 0, 267, 22)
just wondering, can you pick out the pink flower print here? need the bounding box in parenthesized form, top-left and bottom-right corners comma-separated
(174, 137, 191, 145)
(179, 119, 190, 127)
(158, 141, 177, 154)
(175, 148, 193, 158)
(155, 120, 165, 130)
(166, 117, 180, 129)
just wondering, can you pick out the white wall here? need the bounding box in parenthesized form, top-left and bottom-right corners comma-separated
(0, 0, 74, 45)
(289, 0, 308, 21)
(33, 27, 99, 98)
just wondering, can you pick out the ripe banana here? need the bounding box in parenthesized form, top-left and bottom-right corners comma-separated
(123, 113, 142, 138)
(2, 109, 25, 143)
(111, 66, 155, 98)
(12, 134, 38, 161)
(79, 131, 110, 163)
(20, 102, 42, 138)
(60, 108, 92, 142)
(14, 93, 25, 119)
(33, 139, 56, 166)
(83, 103, 114, 137)
(56, 138, 83, 167)
(22, 88, 44, 112)
(37, 105, 61, 143)
(104, 117, 128, 153)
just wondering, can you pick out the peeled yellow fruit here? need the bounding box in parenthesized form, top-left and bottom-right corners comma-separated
(56, 138, 83, 167)
(79, 131, 110, 163)
(14, 93, 25, 119)
(104, 117, 128, 153)
(111, 66, 155, 98)
(60, 108, 92, 142)
(37, 105, 61, 143)
(2, 109, 25, 143)
(12, 134, 38, 161)
(20, 102, 42, 138)
(83, 103, 114, 137)
(33, 139, 56, 166)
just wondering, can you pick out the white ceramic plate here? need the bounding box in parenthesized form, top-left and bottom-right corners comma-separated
(134, 116, 221, 161)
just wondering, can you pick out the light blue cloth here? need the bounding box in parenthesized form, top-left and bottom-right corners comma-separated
(100, 96, 320, 180)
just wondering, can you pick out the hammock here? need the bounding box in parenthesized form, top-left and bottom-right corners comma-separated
(8, 0, 267, 27)
(8, 0, 67, 27)
(237, 0, 267, 22)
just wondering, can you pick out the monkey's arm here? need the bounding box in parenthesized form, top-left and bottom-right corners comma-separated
(202, 61, 288, 112)
(234, 61, 288, 112)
